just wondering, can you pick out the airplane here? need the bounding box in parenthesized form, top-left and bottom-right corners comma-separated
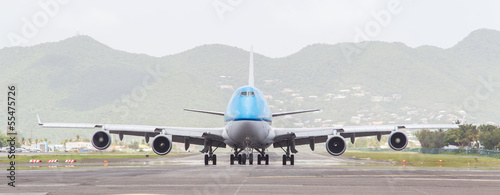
(37, 47, 459, 165)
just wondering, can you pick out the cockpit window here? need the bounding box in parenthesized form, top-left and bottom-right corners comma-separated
(240, 91, 255, 96)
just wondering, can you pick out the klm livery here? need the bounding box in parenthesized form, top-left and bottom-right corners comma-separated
(38, 48, 459, 165)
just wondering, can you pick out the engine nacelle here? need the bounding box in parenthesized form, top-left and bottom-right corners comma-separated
(326, 135, 347, 156)
(91, 130, 112, 150)
(151, 135, 172, 155)
(388, 131, 408, 151)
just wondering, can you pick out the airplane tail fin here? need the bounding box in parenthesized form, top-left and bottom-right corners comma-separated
(248, 46, 254, 87)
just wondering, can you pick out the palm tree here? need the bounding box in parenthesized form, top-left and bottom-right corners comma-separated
(75, 135, 81, 142)
(35, 138, 39, 145)
(21, 137, 25, 145)
(28, 138, 32, 146)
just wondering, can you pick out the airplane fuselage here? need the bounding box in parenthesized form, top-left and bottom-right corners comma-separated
(223, 86, 274, 149)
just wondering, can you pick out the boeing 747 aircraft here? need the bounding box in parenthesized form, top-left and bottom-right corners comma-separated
(38, 48, 459, 165)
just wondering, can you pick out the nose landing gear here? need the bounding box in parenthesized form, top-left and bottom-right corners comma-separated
(230, 147, 269, 165)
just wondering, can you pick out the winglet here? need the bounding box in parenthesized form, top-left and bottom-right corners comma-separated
(248, 46, 254, 87)
(460, 115, 466, 125)
(37, 114, 43, 125)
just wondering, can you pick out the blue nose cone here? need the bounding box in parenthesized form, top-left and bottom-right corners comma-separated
(225, 86, 272, 122)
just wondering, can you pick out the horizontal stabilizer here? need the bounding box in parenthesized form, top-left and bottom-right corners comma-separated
(183, 109, 225, 116)
(272, 109, 320, 117)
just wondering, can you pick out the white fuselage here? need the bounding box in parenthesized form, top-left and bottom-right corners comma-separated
(223, 120, 274, 149)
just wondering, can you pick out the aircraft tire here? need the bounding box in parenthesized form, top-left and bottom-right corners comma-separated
(241, 154, 246, 165)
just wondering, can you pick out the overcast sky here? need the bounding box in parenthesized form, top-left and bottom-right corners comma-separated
(1, 0, 499, 57)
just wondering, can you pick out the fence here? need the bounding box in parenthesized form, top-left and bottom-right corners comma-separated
(348, 148, 500, 157)
(414, 148, 500, 157)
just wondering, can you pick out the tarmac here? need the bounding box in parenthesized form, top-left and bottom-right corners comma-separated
(2, 151, 500, 194)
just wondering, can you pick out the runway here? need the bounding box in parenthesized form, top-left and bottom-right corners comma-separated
(3, 151, 500, 194)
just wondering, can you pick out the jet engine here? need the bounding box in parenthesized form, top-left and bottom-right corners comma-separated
(388, 131, 408, 151)
(91, 130, 112, 150)
(326, 135, 346, 156)
(151, 135, 172, 155)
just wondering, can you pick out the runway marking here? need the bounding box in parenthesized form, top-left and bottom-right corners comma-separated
(94, 184, 305, 187)
(251, 174, 500, 179)
(17, 183, 79, 187)
(234, 176, 248, 195)
(234, 166, 256, 195)
(395, 178, 500, 182)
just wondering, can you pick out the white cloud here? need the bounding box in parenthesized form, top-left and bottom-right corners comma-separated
(1, 0, 499, 57)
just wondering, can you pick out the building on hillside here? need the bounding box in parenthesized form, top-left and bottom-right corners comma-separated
(219, 85, 234, 90)
(65, 142, 92, 151)
(37, 141, 48, 152)
(51, 145, 65, 152)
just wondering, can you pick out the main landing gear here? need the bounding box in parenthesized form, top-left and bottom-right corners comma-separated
(280, 139, 297, 165)
(201, 139, 219, 165)
(282, 154, 294, 165)
(230, 148, 269, 165)
(229, 148, 245, 165)
(255, 148, 269, 165)
(204, 154, 216, 165)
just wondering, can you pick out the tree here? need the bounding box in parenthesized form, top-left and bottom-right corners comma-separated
(416, 129, 446, 148)
(466, 126, 480, 148)
(445, 124, 478, 148)
(0, 134, 22, 148)
(0, 134, 7, 148)
(478, 125, 500, 150)
(128, 141, 139, 149)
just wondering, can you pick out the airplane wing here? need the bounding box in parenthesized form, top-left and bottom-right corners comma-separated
(272, 109, 321, 117)
(273, 123, 459, 151)
(37, 115, 225, 148)
(275, 124, 459, 139)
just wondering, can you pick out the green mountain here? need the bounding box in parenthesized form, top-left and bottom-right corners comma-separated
(1, 28, 500, 143)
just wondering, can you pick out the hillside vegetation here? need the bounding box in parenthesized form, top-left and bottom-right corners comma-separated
(1, 29, 500, 143)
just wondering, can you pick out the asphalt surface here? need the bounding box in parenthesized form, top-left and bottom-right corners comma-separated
(2, 151, 500, 194)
